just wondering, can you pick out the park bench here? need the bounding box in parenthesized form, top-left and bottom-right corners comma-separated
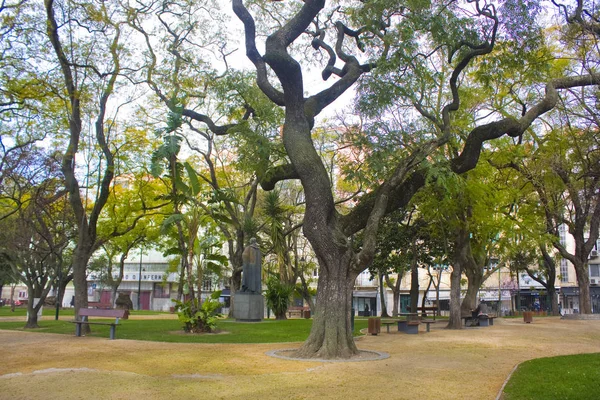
(406, 306, 439, 320)
(420, 319, 436, 332)
(462, 314, 494, 327)
(71, 308, 129, 340)
(381, 320, 398, 333)
(87, 301, 112, 309)
(287, 306, 310, 318)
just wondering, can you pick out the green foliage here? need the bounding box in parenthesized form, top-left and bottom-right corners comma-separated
(172, 290, 223, 333)
(265, 275, 294, 318)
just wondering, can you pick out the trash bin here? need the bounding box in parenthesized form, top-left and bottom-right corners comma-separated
(523, 311, 533, 323)
(303, 309, 311, 319)
(368, 317, 381, 335)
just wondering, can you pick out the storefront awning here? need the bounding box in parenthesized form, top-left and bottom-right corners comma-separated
(353, 290, 377, 298)
(561, 287, 580, 296)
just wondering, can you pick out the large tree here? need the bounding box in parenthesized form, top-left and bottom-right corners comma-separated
(232, 0, 600, 359)
(43, 0, 154, 322)
(0, 148, 74, 328)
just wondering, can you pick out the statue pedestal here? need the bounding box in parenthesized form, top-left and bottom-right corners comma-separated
(234, 292, 264, 322)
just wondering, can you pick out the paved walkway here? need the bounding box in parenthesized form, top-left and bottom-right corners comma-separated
(1, 317, 599, 399)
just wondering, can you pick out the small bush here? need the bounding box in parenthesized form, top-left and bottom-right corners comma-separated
(172, 291, 223, 333)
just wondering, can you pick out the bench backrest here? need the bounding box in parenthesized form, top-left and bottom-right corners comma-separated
(79, 308, 129, 319)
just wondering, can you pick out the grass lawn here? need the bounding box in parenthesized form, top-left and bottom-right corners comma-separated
(503, 353, 600, 400)
(0, 315, 369, 344)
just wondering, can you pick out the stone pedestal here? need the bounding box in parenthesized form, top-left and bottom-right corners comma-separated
(233, 292, 264, 322)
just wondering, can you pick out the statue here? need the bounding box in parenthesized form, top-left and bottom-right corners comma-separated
(241, 238, 262, 294)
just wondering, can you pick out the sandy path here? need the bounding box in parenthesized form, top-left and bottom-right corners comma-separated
(1, 317, 599, 400)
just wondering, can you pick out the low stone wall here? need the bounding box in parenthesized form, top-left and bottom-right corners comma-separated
(562, 313, 600, 320)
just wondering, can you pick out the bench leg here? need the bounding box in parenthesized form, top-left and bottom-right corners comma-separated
(75, 323, 81, 337)
(426, 323, 430, 333)
(110, 325, 116, 340)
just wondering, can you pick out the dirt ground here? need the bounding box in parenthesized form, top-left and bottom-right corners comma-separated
(1, 316, 600, 400)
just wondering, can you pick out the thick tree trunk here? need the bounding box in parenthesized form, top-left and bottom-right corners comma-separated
(574, 261, 592, 314)
(461, 269, 483, 315)
(294, 256, 358, 359)
(25, 284, 41, 329)
(72, 245, 93, 334)
(448, 225, 470, 329)
(274, 311, 287, 320)
(25, 307, 39, 329)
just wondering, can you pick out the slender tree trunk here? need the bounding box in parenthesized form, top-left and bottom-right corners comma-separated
(385, 272, 402, 317)
(10, 284, 16, 311)
(379, 273, 390, 318)
(111, 285, 118, 307)
(409, 258, 419, 315)
(421, 276, 433, 318)
(57, 274, 72, 308)
(447, 265, 463, 329)
(176, 259, 185, 301)
(548, 286, 560, 316)
(539, 245, 560, 316)
(298, 274, 315, 311)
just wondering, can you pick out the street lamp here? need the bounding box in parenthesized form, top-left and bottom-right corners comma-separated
(138, 247, 143, 310)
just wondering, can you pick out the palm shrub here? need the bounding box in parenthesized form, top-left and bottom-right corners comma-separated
(172, 290, 223, 333)
(265, 275, 295, 320)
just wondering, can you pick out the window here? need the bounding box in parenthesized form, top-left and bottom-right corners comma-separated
(559, 224, 567, 246)
(590, 264, 600, 278)
(203, 279, 212, 291)
(560, 259, 569, 283)
(154, 283, 170, 298)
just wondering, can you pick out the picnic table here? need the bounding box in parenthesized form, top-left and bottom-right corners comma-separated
(399, 312, 419, 320)
(406, 306, 439, 319)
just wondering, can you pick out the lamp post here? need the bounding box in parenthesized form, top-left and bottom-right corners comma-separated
(138, 247, 143, 310)
(55, 266, 62, 320)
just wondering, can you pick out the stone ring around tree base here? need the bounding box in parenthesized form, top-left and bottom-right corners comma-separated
(265, 349, 389, 362)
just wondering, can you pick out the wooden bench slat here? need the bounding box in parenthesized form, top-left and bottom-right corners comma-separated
(79, 308, 129, 319)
